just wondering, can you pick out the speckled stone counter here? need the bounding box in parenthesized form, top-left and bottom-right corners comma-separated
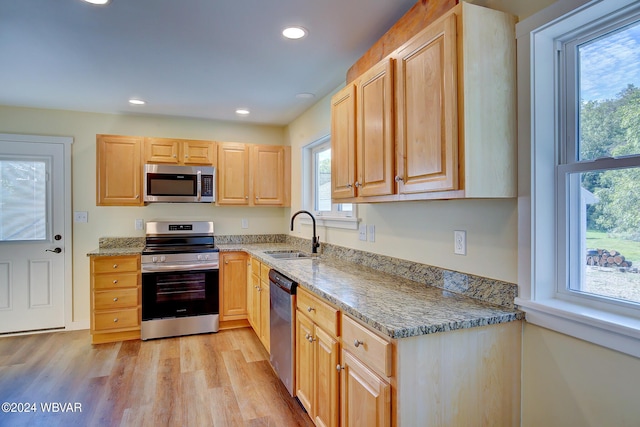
(217, 243, 523, 340)
(86, 237, 145, 256)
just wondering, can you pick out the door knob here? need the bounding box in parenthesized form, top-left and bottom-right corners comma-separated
(46, 248, 62, 254)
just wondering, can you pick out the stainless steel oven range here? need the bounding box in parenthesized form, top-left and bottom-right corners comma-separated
(141, 220, 219, 340)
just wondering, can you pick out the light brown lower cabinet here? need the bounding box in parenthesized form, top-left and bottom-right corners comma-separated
(90, 255, 141, 344)
(295, 287, 340, 427)
(219, 251, 248, 322)
(247, 257, 270, 352)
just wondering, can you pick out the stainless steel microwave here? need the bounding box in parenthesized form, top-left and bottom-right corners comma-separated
(144, 164, 215, 203)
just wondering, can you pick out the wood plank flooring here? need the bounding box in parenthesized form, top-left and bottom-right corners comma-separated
(0, 327, 314, 427)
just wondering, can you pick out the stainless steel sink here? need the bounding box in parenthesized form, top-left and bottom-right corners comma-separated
(264, 250, 313, 260)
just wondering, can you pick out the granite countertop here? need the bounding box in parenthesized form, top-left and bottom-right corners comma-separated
(86, 241, 523, 339)
(217, 243, 523, 340)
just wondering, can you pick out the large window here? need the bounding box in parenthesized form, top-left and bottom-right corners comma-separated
(517, 0, 640, 358)
(303, 136, 356, 228)
(559, 14, 640, 308)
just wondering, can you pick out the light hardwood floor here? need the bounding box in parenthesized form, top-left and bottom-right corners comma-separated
(0, 328, 314, 427)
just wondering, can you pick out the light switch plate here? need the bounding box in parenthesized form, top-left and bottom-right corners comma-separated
(74, 211, 88, 223)
(241, 218, 249, 229)
(135, 219, 144, 230)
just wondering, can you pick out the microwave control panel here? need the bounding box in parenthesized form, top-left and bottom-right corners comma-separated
(202, 175, 214, 197)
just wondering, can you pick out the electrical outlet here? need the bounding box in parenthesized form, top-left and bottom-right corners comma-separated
(454, 230, 466, 255)
(135, 219, 144, 230)
(74, 211, 88, 223)
(368, 225, 375, 242)
(241, 218, 249, 229)
(358, 224, 367, 241)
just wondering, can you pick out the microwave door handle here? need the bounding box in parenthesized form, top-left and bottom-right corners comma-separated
(197, 170, 202, 201)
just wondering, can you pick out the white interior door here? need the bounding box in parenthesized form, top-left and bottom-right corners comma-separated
(0, 135, 70, 334)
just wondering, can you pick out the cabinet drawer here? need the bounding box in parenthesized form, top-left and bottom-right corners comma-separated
(260, 263, 270, 282)
(342, 314, 392, 377)
(92, 256, 139, 274)
(297, 287, 339, 337)
(94, 308, 139, 331)
(94, 288, 139, 310)
(93, 273, 139, 290)
(250, 258, 261, 276)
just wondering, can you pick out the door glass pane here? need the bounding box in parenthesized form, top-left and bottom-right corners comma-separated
(0, 159, 47, 241)
(578, 19, 640, 161)
(569, 168, 640, 305)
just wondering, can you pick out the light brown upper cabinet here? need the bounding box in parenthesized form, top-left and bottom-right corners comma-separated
(330, 2, 516, 203)
(96, 134, 144, 206)
(217, 142, 290, 206)
(144, 137, 216, 166)
(331, 59, 395, 200)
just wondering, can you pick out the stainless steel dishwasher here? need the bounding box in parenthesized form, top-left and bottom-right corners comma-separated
(269, 269, 297, 396)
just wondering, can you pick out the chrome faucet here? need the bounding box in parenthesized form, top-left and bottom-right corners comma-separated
(290, 210, 320, 254)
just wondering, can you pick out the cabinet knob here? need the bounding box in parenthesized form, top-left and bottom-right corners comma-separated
(113, 318, 119, 323)
(113, 297, 118, 302)
(113, 279, 118, 284)
(135, 194, 139, 199)
(245, 196, 249, 199)
(185, 155, 189, 158)
(336, 364, 344, 372)
(173, 154, 177, 158)
(354, 339, 364, 348)
(346, 183, 353, 188)
(307, 306, 315, 313)
(354, 181, 361, 188)
(395, 175, 404, 183)
(113, 264, 118, 269)
(255, 196, 259, 200)
(224, 260, 228, 264)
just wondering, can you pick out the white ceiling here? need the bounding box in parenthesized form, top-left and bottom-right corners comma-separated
(0, 0, 417, 125)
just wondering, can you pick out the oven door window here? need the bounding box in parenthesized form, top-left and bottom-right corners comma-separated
(142, 270, 219, 320)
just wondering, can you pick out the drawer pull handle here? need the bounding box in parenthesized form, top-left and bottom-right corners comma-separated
(113, 280, 118, 284)
(354, 339, 364, 348)
(113, 264, 118, 269)
(113, 318, 118, 323)
(307, 306, 315, 313)
(336, 364, 343, 372)
(113, 297, 118, 302)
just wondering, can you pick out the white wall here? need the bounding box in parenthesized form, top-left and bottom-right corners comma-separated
(0, 105, 287, 327)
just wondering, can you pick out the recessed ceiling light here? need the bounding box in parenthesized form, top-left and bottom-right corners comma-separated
(296, 92, 316, 99)
(236, 108, 250, 115)
(282, 26, 307, 40)
(129, 99, 145, 105)
(83, 0, 110, 5)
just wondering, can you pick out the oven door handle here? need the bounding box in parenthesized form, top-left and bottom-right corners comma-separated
(141, 263, 219, 273)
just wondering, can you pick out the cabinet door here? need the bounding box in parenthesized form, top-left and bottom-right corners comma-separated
(357, 59, 395, 197)
(217, 142, 250, 205)
(331, 84, 357, 199)
(96, 135, 143, 206)
(219, 252, 248, 321)
(395, 13, 458, 194)
(251, 145, 289, 206)
(144, 138, 180, 164)
(183, 140, 216, 165)
(341, 350, 391, 427)
(249, 272, 261, 332)
(314, 326, 340, 427)
(259, 278, 270, 353)
(296, 312, 315, 415)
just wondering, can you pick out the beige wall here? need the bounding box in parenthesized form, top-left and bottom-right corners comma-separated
(0, 105, 287, 327)
(522, 324, 640, 426)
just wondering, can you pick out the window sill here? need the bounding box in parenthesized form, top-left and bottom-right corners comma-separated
(515, 297, 640, 358)
(298, 216, 360, 230)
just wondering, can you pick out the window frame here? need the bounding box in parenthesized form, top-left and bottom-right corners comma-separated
(302, 135, 358, 230)
(516, 0, 640, 358)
